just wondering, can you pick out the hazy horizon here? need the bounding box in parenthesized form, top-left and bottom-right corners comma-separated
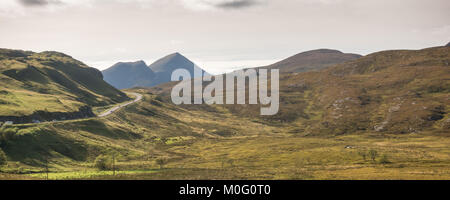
(1, 0, 449, 74)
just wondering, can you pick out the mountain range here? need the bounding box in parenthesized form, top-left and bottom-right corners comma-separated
(102, 49, 361, 89)
(102, 52, 210, 89)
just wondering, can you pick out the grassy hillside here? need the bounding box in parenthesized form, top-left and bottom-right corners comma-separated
(0, 48, 129, 118)
(151, 46, 449, 135)
(0, 47, 449, 180)
(259, 49, 362, 73)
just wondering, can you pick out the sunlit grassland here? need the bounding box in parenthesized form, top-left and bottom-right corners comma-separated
(0, 89, 83, 116)
(3, 106, 449, 180)
(28, 169, 159, 180)
(153, 133, 450, 180)
(1, 90, 449, 180)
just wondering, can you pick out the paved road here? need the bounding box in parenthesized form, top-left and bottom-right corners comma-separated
(98, 92, 143, 117)
(2, 92, 143, 126)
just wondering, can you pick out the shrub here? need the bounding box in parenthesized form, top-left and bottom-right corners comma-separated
(358, 151, 367, 161)
(150, 99, 163, 107)
(154, 95, 164, 102)
(94, 155, 112, 171)
(0, 127, 18, 146)
(368, 150, 378, 162)
(227, 159, 235, 168)
(156, 157, 168, 169)
(379, 154, 391, 164)
(0, 149, 7, 166)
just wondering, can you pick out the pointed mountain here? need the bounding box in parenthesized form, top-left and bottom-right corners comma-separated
(261, 49, 362, 73)
(102, 60, 155, 89)
(102, 53, 210, 89)
(148, 52, 211, 86)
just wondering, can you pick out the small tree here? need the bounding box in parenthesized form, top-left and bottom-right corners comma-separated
(0, 149, 7, 167)
(379, 154, 391, 164)
(156, 157, 168, 169)
(368, 150, 378, 162)
(227, 159, 235, 168)
(94, 155, 112, 171)
(358, 151, 367, 161)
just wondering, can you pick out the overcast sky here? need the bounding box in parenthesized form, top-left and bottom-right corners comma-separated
(0, 0, 449, 74)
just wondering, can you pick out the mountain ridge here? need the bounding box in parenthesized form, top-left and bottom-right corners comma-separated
(102, 52, 210, 89)
(260, 48, 362, 73)
(102, 60, 155, 89)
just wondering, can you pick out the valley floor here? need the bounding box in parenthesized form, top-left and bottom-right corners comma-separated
(1, 91, 449, 180)
(2, 131, 449, 180)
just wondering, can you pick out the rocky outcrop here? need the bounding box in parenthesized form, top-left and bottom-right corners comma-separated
(0, 106, 95, 124)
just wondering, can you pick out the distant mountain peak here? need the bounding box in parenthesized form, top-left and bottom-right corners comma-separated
(160, 52, 184, 60)
(446, 42, 450, 47)
(261, 48, 362, 73)
(102, 60, 155, 89)
(121, 60, 145, 64)
(169, 52, 182, 56)
(303, 49, 343, 54)
(150, 52, 198, 73)
(103, 53, 210, 89)
(109, 61, 149, 71)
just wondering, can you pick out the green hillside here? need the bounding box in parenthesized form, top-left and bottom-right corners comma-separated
(0, 48, 129, 119)
(259, 49, 362, 73)
(151, 46, 450, 135)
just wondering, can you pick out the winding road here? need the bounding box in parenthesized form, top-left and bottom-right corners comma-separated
(3, 92, 143, 125)
(98, 92, 143, 117)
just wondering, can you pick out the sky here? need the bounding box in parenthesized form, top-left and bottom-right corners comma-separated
(0, 0, 449, 75)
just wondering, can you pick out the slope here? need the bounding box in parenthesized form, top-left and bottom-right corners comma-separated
(0, 48, 129, 121)
(150, 46, 450, 135)
(260, 49, 362, 73)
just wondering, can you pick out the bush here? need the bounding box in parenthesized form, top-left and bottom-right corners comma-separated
(368, 150, 378, 162)
(0, 127, 18, 147)
(0, 149, 7, 166)
(358, 151, 367, 161)
(379, 154, 391, 164)
(94, 155, 112, 171)
(156, 157, 168, 169)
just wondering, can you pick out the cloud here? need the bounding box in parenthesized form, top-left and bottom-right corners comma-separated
(181, 0, 264, 10)
(18, 0, 63, 7)
(214, 0, 260, 9)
